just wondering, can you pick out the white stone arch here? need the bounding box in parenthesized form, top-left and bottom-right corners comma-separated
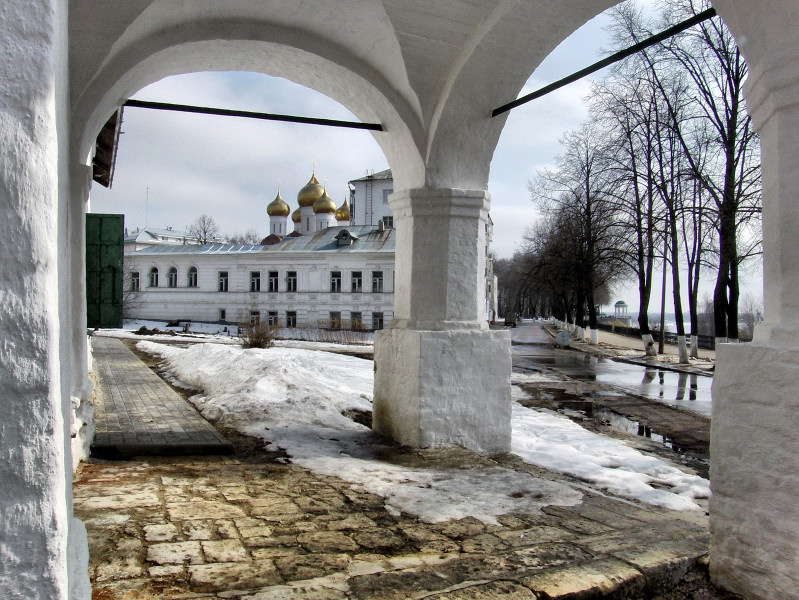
(70, 14, 425, 192)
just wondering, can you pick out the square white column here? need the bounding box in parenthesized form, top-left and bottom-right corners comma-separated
(710, 49, 799, 599)
(373, 188, 511, 454)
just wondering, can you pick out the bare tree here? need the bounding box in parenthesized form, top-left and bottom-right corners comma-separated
(227, 228, 261, 245)
(592, 68, 666, 355)
(738, 293, 764, 341)
(187, 214, 221, 245)
(529, 123, 629, 340)
(620, 0, 762, 341)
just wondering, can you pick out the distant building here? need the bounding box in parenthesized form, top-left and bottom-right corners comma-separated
(124, 170, 496, 328)
(123, 226, 191, 253)
(125, 225, 395, 329)
(348, 169, 394, 228)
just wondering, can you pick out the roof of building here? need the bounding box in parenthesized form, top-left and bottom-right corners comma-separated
(131, 225, 394, 256)
(348, 168, 392, 183)
(124, 227, 189, 243)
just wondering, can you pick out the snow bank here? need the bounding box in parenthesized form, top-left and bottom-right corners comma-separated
(138, 341, 709, 519)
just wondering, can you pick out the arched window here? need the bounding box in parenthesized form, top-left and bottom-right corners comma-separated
(149, 267, 159, 287)
(167, 267, 178, 288)
(187, 266, 198, 287)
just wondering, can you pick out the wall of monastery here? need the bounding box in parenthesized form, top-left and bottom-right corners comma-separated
(124, 250, 395, 327)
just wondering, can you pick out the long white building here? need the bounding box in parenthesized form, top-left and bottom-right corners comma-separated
(125, 225, 395, 329)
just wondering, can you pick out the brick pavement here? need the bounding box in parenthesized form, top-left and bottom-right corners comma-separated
(74, 450, 712, 599)
(91, 336, 234, 458)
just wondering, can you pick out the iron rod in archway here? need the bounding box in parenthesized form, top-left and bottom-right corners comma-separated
(491, 7, 717, 117)
(124, 99, 384, 131)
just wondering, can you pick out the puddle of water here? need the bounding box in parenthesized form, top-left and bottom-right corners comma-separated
(516, 349, 713, 415)
(592, 366, 712, 416)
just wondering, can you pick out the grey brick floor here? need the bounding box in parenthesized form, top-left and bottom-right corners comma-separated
(91, 336, 233, 458)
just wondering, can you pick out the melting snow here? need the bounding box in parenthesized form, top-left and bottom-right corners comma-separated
(136, 341, 709, 521)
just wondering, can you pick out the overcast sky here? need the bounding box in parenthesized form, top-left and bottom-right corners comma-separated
(90, 6, 763, 310)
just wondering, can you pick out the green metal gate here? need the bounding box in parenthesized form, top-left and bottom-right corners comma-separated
(86, 213, 124, 328)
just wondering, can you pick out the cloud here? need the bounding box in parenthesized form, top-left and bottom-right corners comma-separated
(92, 72, 387, 237)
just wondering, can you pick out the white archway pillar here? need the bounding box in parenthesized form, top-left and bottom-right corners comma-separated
(0, 2, 90, 599)
(709, 9, 799, 597)
(68, 164, 95, 470)
(373, 188, 511, 455)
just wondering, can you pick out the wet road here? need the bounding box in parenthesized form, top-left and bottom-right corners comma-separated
(510, 322, 712, 416)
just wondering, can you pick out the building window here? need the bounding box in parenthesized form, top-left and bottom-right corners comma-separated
(351, 311, 362, 330)
(382, 188, 393, 204)
(286, 271, 297, 292)
(372, 312, 384, 331)
(219, 308, 226, 321)
(187, 266, 198, 287)
(330, 311, 341, 330)
(218, 271, 229, 292)
(168, 267, 178, 288)
(267, 311, 278, 326)
(286, 311, 297, 328)
(130, 271, 140, 292)
(149, 267, 159, 287)
(381, 216, 394, 228)
(250, 310, 260, 325)
(351, 271, 362, 293)
(250, 271, 261, 292)
(268, 271, 279, 292)
(331, 271, 342, 293)
(372, 271, 384, 293)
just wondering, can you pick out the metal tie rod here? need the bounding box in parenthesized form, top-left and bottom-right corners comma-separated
(124, 99, 384, 131)
(491, 7, 717, 117)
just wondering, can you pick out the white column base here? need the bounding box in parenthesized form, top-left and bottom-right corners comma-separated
(710, 341, 799, 599)
(373, 328, 511, 455)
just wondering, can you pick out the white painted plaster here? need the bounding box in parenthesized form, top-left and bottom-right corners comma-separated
(389, 188, 491, 331)
(374, 186, 511, 454)
(68, 165, 95, 470)
(0, 2, 82, 598)
(373, 328, 512, 455)
(269, 215, 288, 237)
(708, 3, 799, 597)
(710, 343, 799, 599)
(124, 240, 395, 326)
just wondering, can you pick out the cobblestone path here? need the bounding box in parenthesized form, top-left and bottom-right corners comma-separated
(74, 449, 709, 600)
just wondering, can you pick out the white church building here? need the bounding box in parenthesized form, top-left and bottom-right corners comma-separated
(124, 170, 496, 329)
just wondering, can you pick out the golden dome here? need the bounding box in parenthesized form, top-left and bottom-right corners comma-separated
(266, 190, 290, 217)
(335, 197, 351, 221)
(297, 172, 324, 207)
(313, 189, 337, 214)
(291, 207, 301, 223)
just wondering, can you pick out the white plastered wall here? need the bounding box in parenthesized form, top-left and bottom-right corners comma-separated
(708, 2, 799, 598)
(0, 1, 90, 598)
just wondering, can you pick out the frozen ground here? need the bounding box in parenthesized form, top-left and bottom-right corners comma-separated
(93, 319, 374, 355)
(136, 340, 710, 525)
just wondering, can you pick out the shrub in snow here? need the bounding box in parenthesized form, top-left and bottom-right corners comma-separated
(238, 320, 277, 349)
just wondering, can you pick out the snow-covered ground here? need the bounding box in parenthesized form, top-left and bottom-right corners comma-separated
(93, 319, 374, 355)
(136, 340, 710, 523)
